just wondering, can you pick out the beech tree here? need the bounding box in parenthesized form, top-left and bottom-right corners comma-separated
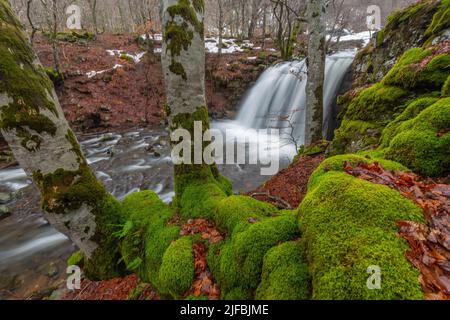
(305, 0, 326, 146)
(160, 0, 232, 205)
(0, 0, 123, 280)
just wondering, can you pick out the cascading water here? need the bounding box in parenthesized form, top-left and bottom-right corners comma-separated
(235, 51, 355, 145)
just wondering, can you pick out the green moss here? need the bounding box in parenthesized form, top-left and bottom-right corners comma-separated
(443, 75, 450, 96)
(119, 54, 134, 63)
(383, 98, 450, 177)
(67, 250, 84, 267)
(343, 84, 409, 122)
(118, 191, 179, 289)
(211, 212, 300, 298)
(82, 194, 126, 280)
(171, 106, 232, 208)
(167, 0, 204, 36)
(256, 241, 310, 300)
(164, 0, 204, 81)
(308, 154, 408, 191)
(53, 30, 94, 43)
(425, 0, 450, 41)
(295, 140, 328, 161)
(332, 120, 381, 154)
(380, 97, 439, 147)
(179, 182, 226, 219)
(383, 48, 450, 90)
(45, 67, 63, 86)
(214, 195, 277, 234)
(299, 157, 425, 299)
(158, 237, 194, 299)
(0, 1, 59, 151)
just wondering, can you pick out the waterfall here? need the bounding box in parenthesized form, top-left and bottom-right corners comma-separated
(235, 51, 355, 145)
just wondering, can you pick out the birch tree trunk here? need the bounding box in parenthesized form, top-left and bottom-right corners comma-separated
(0, 0, 123, 280)
(161, 0, 231, 204)
(305, 0, 326, 146)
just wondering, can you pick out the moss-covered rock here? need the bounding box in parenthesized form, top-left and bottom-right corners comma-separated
(256, 241, 310, 300)
(158, 237, 194, 299)
(299, 155, 425, 300)
(213, 195, 278, 234)
(383, 98, 450, 177)
(352, 0, 440, 87)
(383, 47, 450, 90)
(209, 211, 300, 299)
(332, 84, 410, 154)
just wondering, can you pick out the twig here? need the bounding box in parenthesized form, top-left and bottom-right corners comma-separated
(250, 191, 292, 209)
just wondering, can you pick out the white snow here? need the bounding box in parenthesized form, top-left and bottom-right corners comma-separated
(205, 37, 258, 54)
(86, 64, 123, 79)
(327, 31, 373, 46)
(106, 49, 147, 63)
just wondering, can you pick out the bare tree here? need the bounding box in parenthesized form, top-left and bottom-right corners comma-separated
(305, 0, 326, 145)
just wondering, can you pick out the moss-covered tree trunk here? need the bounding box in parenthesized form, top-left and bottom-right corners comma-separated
(305, 0, 326, 146)
(161, 0, 231, 204)
(0, 0, 123, 280)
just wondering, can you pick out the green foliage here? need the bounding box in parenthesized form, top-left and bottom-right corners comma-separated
(159, 237, 194, 299)
(256, 241, 310, 300)
(383, 48, 450, 90)
(299, 156, 425, 300)
(384, 98, 450, 177)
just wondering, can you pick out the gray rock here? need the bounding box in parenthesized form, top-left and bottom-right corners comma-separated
(0, 205, 10, 220)
(0, 192, 11, 204)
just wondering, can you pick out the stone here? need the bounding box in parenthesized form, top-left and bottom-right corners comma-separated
(0, 192, 11, 204)
(0, 205, 11, 220)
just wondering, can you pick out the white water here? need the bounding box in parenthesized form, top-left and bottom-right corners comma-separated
(235, 51, 355, 145)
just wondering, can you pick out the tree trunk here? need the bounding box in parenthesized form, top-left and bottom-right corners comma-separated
(305, 0, 326, 146)
(0, 0, 124, 280)
(161, 0, 231, 204)
(218, 0, 224, 56)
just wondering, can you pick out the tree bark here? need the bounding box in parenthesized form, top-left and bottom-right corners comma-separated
(305, 0, 326, 146)
(161, 0, 231, 203)
(0, 0, 124, 280)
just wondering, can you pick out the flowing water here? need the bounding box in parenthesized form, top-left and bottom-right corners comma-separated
(236, 51, 355, 143)
(0, 51, 355, 298)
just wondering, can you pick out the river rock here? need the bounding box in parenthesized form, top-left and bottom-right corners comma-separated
(0, 192, 11, 204)
(0, 205, 10, 220)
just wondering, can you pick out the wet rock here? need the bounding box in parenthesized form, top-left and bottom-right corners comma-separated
(0, 192, 11, 204)
(0, 205, 10, 220)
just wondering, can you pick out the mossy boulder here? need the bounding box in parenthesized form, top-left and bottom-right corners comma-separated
(54, 30, 95, 43)
(383, 47, 450, 91)
(256, 241, 310, 300)
(158, 237, 194, 299)
(209, 210, 300, 299)
(299, 155, 425, 300)
(352, 0, 441, 87)
(383, 98, 450, 177)
(332, 84, 410, 154)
